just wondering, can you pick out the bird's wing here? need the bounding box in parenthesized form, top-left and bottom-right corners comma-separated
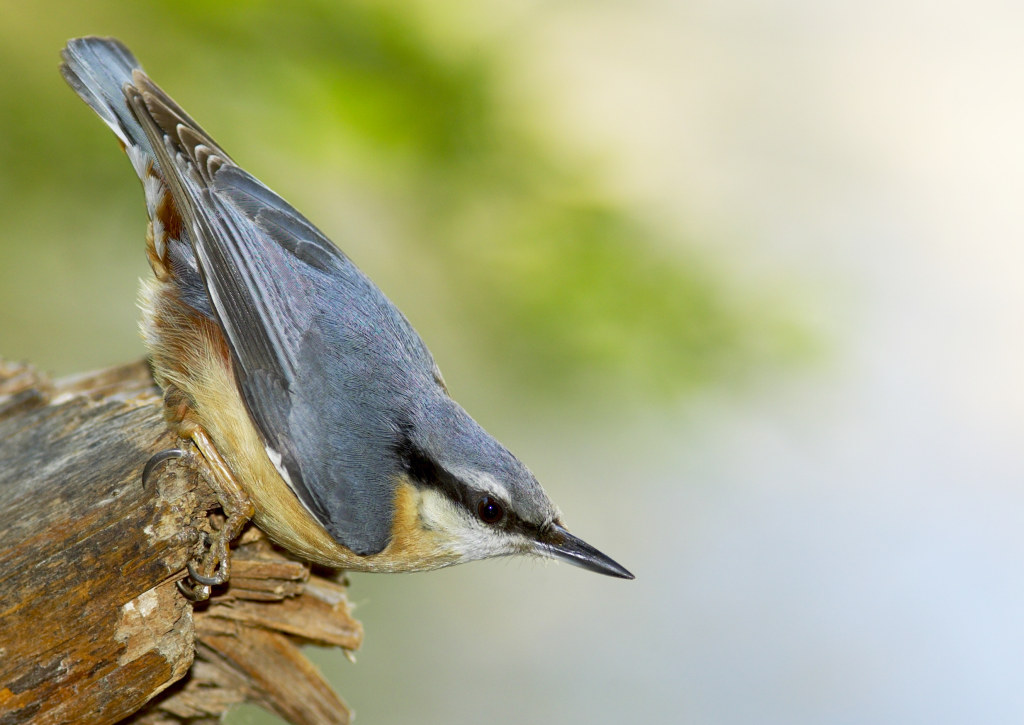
(124, 68, 423, 556)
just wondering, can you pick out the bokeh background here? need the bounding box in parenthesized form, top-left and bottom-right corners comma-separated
(2, 1, 1022, 723)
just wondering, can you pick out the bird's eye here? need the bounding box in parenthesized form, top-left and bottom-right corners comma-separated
(476, 496, 504, 525)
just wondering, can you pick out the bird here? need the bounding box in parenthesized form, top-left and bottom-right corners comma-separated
(60, 36, 633, 600)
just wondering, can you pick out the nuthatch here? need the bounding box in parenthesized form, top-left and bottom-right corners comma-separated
(61, 37, 632, 599)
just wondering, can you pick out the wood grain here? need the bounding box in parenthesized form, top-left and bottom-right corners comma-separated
(0, 360, 361, 724)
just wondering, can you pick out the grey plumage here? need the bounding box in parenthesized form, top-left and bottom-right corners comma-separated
(61, 36, 554, 556)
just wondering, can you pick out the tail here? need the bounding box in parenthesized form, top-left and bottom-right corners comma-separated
(61, 36, 213, 317)
(60, 37, 153, 158)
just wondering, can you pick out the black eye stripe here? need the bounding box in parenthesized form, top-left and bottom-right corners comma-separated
(396, 432, 532, 532)
(395, 435, 487, 512)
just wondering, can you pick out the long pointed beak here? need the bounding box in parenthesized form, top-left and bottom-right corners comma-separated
(534, 522, 634, 579)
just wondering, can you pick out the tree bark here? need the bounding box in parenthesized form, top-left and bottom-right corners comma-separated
(0, 359, 361, 725)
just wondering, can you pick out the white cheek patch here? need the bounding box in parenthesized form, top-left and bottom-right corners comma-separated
(416, 488, 519, 562)
(417, 488, 464, 533)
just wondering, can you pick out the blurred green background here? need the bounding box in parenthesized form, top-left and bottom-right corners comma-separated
(0, 0, 801, 400)
(5, 1, 1024, 724)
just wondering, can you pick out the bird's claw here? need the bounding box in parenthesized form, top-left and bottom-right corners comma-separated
(176, 575, 210, 601)
(177, 529, 232, 601)
(143, 431, 251, 603)
(186, 558, 227, 587)
(141, 447, 185, 488)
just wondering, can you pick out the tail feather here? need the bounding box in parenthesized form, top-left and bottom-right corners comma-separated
(61, 36, 212, 319)
(60, 37, 149, 154)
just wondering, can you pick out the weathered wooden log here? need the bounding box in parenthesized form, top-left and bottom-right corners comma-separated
(0, 360, 361, 724)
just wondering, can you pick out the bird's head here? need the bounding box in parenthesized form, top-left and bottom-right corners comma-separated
(395, 394, 633, 579)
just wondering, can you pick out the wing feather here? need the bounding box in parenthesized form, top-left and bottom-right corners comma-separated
(123, 73, 434, 554)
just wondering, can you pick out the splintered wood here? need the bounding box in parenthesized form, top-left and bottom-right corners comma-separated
(0, 360, 362, 725)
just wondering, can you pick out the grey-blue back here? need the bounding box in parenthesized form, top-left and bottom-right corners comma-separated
(62, 37, 445, 556)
